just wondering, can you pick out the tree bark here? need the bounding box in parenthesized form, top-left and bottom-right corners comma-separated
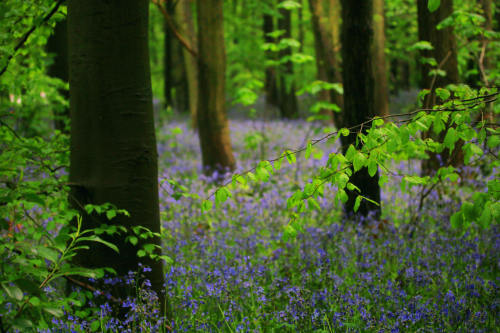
(263, 8, 280, 107)
(417, 0, 461, 173)
(197, 0, 236, 176)
(309, 0, 343, 126)
(372, 0, 390, 117)
(176, 0, 199, 129)
(277, 4, 299, 119)
(46, 19, 69, 133)
(340, 0, 381, 219)
(68, 0, 165, 315)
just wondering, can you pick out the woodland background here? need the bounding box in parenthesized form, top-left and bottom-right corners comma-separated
(0, 0, 499, 332)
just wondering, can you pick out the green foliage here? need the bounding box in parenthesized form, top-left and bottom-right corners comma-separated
(428, 0, 441, 12)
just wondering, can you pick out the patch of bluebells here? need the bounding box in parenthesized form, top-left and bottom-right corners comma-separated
(44, 118, 497, 332)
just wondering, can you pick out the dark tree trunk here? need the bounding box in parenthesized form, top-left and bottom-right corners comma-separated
(46, 19, 69, 133)
(340, 0, 381, 219)
(197, 0, 236, 176)
(263, 9, 280, 107)
(372, 0, 390, 117)
(68, 0, 166, 315)
(417, 0, 461, 173)
(277, 4, 299, 119)
(309, 0, 343, 126)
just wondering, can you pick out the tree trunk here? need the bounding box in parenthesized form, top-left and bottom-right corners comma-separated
(417, 0, 461, 173)
(68, 0, 165, 315)
(263, 8, 280, 107)
(164, 16, 173, 107)
(372, 0, 390, 117)
(277, 4, 299, 119)
(309, 0, 343, 126)
(340, 0, 381, 219)
(164, 2, 189, 113)
(197, 0, 236, 176)
(176, 0, 199, 129)
(46, 19, 69, 133)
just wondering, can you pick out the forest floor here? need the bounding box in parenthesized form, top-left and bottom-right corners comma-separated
(145, 99, 498, 332)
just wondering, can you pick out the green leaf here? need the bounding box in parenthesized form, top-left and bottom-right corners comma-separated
(443, 127, 458, 151)
(106, 210, 116, 220)
(90, 320, 101, 332)
(44, 306, 63, 318)
(77, 236, 119, 253)
(202, 199, 213, 212)
(305, 142, 312, 159)
(435, 88, 450, 100)
(127, 236, 138, 246)
(340, 128, 350, 137)
(450, 211, 464, 229)
(137, 249, 146, 257)
(285, 150, 296, 165)
(2, 283, 23, 301)
(368, 159, 378, 177)
(353, 152, 367, 172)
(338, 189, 348, 204)
(29, 296, 41, 306)
(428, 0, 441, 12)
(353, 196, 362, 212)
(277, 0, 301, 10)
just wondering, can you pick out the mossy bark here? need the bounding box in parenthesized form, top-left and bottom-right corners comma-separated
(197, 0, 236, 175)
(309, 0, 343, 126)
(277, 3, 299, 119)
(372, 0, 390, 117)
(68, 0, 166, 316)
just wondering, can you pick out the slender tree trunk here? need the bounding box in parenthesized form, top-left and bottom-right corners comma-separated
(372, 0, 390, 117)
(417, 0, 461, 173)
(164, 16, 173, 107)
(309, 0, 343, 126)
(298, 0, 304, 53)
(263, 7, 280, 107)
(197, 0, 236, 176)
(68, 0, 165, 315)
(176, 0, 199, 128)
(46, 19, 69, 132)
(164, 2, 189, 113)
(277, 4, 299, 119)
(340, 0, 381, 219)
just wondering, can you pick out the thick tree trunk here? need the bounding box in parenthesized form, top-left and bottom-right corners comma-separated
(340, 0, 381, 219)
(197, 0, 236, 176)
(263, 10, 280, 107)
(68, 0, 165, 315)
(309, 0, 343, 126)
(417, 0, 461, 173)
(46, 19, 69, 132)
(277, 4, 299, 119)
(176, 0, 199, 129)
(372, 0, 390, 117)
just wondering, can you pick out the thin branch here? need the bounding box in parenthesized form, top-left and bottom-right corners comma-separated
(151, 0, 198, 57)
(0, 0, 66, 77)
(205, 92, 499, 200)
